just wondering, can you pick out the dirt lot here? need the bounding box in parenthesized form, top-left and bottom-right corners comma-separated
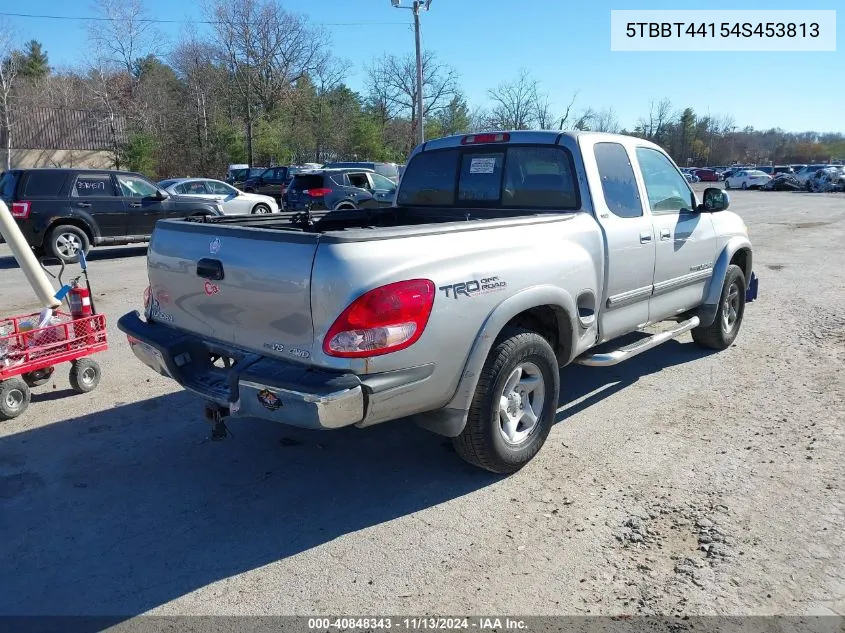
(0, 188, 843, 618)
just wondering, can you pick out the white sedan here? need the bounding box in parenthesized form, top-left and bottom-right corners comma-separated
(157, 178, 280, 215)
(724, 170, 772, 190)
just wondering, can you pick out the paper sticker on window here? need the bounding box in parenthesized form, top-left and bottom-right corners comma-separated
(469, 157, 497, 174)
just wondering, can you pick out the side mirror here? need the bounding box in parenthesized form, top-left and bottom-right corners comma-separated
(700, 187, 729, 213)
(155, 189, 168, 200)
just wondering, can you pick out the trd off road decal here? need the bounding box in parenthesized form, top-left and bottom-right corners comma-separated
(439, 276, 507, 300)
(257, 390, 283, 411)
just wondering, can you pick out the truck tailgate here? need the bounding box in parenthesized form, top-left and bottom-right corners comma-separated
(146, 221, 318, 358)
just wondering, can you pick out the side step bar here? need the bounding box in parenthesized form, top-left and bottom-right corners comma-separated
(574, 317, 700, 367)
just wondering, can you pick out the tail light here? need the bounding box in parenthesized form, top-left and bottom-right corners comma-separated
(10, 201, 31, 219)
(323, 279, 435, 358)
(304, 188, 333, 197)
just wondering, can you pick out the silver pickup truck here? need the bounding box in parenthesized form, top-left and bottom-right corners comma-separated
(118, 131, 757, 473)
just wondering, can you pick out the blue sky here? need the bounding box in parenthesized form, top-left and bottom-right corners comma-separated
(2, 0, 842, 133)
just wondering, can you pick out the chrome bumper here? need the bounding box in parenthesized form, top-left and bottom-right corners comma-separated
(117, 311, 365, 430)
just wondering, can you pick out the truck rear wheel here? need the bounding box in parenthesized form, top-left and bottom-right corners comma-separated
(692, 264, 746, 350)
(453, 327, 559, 474)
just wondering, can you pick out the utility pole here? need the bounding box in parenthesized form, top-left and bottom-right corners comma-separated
(391, 0, 432, 146)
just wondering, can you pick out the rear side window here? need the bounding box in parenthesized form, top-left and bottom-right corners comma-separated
(0, 171, 19, 200)
(24, 171, 68, 197)
(593, 142, 642, 218)
(502, 146, 577, 208)
(73, 174, 116, 197)
(397, 150, 460, 206)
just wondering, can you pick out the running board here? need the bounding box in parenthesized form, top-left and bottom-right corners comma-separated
(574, 317, 700, 367)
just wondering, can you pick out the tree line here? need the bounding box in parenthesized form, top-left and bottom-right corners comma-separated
(1, 0, 842, 178)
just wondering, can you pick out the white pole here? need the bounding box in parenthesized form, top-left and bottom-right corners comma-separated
(0, 200, 61, 309)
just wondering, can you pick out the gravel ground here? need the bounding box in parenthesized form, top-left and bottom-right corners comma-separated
(0, 188, 843, 618)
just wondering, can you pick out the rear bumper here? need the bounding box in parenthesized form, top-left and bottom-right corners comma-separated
(117, 311, 433, 430)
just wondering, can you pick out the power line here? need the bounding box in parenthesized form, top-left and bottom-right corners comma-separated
(0, 11, 408, 27)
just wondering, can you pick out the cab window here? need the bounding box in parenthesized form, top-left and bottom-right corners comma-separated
(635, 148, 695, 214)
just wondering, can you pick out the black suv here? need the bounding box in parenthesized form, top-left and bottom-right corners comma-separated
(283, 168, 397, 214)
(241, 166, 297, 201)
(0, 168, 223, 263)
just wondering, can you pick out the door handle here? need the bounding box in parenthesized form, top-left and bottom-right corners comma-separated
(76, 202, 91, 208)
(660, 228, 671, 240)
(639, 232, 652, 244)
(129, 203, 142, 208)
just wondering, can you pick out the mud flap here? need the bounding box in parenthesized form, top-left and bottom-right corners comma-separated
(746, 272, 759, 303)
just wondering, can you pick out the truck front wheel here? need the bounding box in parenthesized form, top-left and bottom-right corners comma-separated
(692, 264, 746, 350)
(453, 327, 559, 474)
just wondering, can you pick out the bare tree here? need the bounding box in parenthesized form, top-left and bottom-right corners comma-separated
(210, 0, 329, 164)
(87, 0, 161, 75)
(0, 25, 19, 170)
(366, 51, 459, 134)
(487, 69, 537, 130)
(637, 98, 673, 141)
(532, 87, 556, 130)
(591, 107, 620, 133)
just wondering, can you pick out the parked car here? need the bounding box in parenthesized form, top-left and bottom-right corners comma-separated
(682, 171, 699, 183)
(794, 164, 829, 185)
(724, 169, 772, 190)
(772, 166, 794, 176)
(0, 168, 223, 263)
(225, 163, 248, 183)
(240, 166, 297, 200)
(693, 169, 719, 182)
(283, 168, 397, 213)
(228, 167, 267, 188)
(119, 130, 756, 474)
(806, 166, 845, 192)
(321, 161, 401, 183)
(157, 178, 279, 215)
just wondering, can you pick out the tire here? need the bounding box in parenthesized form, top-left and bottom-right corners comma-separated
(452, 327, 560, 474)
(692, 264, 746, 351)
(741, 182, 748, 190)
(0, 378, 31, 420)
(251, 203, 271, 214)
(334, 203, 357, 211)
(46, 224, 90, 264)
(724, 180, 731, 189)
(23, 366, 54, 388)
(69, 358, 101, 393)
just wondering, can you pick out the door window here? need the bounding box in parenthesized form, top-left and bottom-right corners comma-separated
(208, 180, 236, 195)
(635, 148, 696, 214)
(593, 142, 642, 218)
(347, 173, 371, 190)
(370, 173, 397, 191)
(73, 174, 117, 197)
(117, 175, 158, 199)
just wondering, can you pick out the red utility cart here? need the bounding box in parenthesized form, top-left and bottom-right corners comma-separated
(0, 310, 108, 419)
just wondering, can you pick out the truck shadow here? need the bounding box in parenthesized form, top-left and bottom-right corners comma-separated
(0, 336, 711, 619)
(0, 391, 497, 618)
(557, 336, 715, 420)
